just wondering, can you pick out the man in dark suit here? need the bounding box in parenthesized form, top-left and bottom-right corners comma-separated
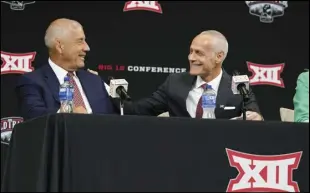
(16, 18, 117, 120)
(122, 30, 263, 120)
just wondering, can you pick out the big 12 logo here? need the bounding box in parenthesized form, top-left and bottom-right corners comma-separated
(226, 148, 302, 192)
(1, 51, 36, 75)
(123, 1, 162, 13)
(247, 61, 285, 88)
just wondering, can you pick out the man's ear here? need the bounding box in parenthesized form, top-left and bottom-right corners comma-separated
(216, 51, 225, 64)
(55, 40, 63, 54)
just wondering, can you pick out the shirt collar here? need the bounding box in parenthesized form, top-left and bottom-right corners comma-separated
(48, 58, 76, 83)
(194, 69, 223, 93)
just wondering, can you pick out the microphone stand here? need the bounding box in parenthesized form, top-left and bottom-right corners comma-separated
(242, 97, 247, 121)
(238, 85, 250, 121)
(119, 94, 125, 116)
(116, 86, 131, 116)
(119, 91, 130, 116)
(120, 100, 124, 116)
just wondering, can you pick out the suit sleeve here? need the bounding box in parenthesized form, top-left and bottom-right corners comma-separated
(293, 72, 309, 122)
(16, 75, 58, 120)
(100, 78, 120, 114)
(122, 75, 170, 116)
(243, 86, 262, 116)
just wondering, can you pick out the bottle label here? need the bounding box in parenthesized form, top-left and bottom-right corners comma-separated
(59, 87, 67, 101)
(67, 87, 74, 101)
(59, 87, 74, 101)
(202, 94, 216, 109)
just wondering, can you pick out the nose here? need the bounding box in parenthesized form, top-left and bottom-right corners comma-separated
(83, 41, 90, 52)
(188, 53, 195, 62)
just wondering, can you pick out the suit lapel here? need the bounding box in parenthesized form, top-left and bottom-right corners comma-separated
(180, 73, 196, 116)
(215, 70, 232, 117)
(43, 64, 60, 103)
(76, 70, 95, 109)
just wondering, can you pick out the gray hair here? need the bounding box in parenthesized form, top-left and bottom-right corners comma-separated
(44, 25, 68, 49)
(44, 18, 81, 49)
(200, 30, 229, 61)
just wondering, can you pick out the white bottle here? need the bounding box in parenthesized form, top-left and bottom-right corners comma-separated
(201, 85, 216, 119)
(59, 76, 74, 113)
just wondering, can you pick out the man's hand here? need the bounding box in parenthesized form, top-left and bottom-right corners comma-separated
(73, 106, 87, 114)
(87, 69, 98, 75)
(244, 111, 263, 121)
(59, 104, 68, 113)
(230, 111, 263, 121)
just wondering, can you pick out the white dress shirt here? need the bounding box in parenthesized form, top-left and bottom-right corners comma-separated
(186, 70, 223, 118)
(49, 58, 93, 114)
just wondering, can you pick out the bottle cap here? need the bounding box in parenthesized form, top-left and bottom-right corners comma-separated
(206, 84, 212, 89)
(64, 76, 70, 82)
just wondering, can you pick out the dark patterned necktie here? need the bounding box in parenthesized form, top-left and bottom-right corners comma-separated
(195, 84, 208, 118)
(67, 72, 86, 110)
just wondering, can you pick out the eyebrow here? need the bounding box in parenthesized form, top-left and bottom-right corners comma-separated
(76, 37, 85, 41)
(190, 47, 204, 53)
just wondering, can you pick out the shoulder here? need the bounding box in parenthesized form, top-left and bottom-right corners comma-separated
(167, 72, 192, 81)
(221, 69, 232, 80)
(77, 69, 104, 83)
(79, 69, 100, 78)
(296, 71, 309, 90)
(298, 71, 309, 81)
(17, 65, 46, 84)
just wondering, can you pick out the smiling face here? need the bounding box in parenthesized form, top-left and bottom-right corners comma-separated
(46, 19, 91, 71)
(188, 33, 226, 80)
(56, 24, 90, 71)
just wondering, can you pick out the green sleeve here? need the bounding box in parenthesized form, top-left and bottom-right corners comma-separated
(293, 72, 309, 122)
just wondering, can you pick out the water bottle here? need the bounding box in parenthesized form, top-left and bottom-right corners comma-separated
(59, 76, 74, 113)
(201, 84, 216, 119)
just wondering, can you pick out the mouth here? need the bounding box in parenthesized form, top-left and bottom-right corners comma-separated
(191, 63, 202, 67)
(79, 55, 86, 61)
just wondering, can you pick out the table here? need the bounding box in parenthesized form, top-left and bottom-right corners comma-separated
(1, 114, 309, 192)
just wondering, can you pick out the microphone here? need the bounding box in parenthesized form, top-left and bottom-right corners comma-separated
(109, 78, 131, 101)
(231, 70, 250, 100)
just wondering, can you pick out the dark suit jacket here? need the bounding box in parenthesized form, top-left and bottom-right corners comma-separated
(16, 64, 118, 120)
(123, 70, 261, 119)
